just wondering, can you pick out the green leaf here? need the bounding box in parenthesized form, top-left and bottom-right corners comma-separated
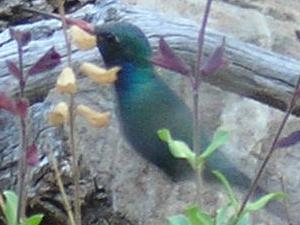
(244, 192, 286, 214)
(212, 171, 238, 207)
(158, 129, 196, 167)
(157, 128, 172, 142)
(168, 214, 191, 225)
(195, 155, 205, 169)
(215, 203, 234, 225)
(200, 130, 229, 159)
(3, 191, 18, 225)
(235, 213, 252, 225)
(184, 206, 213, 225)
(21, 214, 44, 225)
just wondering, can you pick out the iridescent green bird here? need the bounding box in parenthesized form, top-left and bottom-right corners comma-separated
(95, 22, 250, 187)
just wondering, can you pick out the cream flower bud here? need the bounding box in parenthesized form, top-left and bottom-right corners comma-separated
(48, 102, 69, 126)
(69, 25, 96, 50)
(56, 67, 77, 94)
(80, 62, 120, 84)
(76, 104, 110, 128)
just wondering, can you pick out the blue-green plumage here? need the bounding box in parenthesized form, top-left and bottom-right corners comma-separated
(95, 22, 251, 185)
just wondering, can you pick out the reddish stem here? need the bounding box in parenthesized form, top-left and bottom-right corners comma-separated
(236, 75, 300, 222)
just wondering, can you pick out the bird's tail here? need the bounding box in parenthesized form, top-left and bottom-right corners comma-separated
(198, 129, 251, 189)
(204, 150, 252, 189)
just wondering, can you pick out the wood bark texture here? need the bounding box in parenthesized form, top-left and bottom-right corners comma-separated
(0, 0, 300, 114)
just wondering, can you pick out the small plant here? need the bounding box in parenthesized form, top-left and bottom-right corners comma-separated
(7, 0, 300, 224)
(3, 3, 119, 224)
(0, 27, 60, 224)
(158, 128, 229, 203)
(0, 190, 43, 225)
(152, 0, 225, 156)
(45, 2, 119, 224)
(158, 129, 286, 225)
(158, 129, 229, 175)
(167, 175, 285, 225)
(154, 0, 291, 223)
(152, 0, 225, 205)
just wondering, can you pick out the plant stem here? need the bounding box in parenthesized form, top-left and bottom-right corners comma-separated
(59, 3, 81, 225)
(196, 164, 204, 205)
(16, 41, 28, 223)
(59, 4, 72, 66)
(48, 142, 76, 225)
(195, 0, 213, 81)
(17, 44, 25, 96)
(20, 6, 61, 20)
(17, 117, 28, 222)
(192, 0, 213, 155)
(192, 90, 200, 154)
(235, 75, 300, 222)
(193, 0, 213, 205)
(69, 95, 81, 225)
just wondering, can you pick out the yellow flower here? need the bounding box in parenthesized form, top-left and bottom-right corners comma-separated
(48, 102, 69, 126)
(69, 25, 96, 50)
(56, 67, 77, 94)
(76, 104, 110, 128)
(80, 62, 120, 84)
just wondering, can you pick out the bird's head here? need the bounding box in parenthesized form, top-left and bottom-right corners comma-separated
(95, 22, 152, 67)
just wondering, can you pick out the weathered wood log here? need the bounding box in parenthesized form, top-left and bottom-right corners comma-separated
(1, 1, 298, 224)
(1, 0, 300, 114)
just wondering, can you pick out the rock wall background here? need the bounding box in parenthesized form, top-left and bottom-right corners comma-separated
(97, 1, 300, 224)
(122, 0, 300, 60)
(1, 0, 300, 225)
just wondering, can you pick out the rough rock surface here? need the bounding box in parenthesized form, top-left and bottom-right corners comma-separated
(108, 0, 300, 224)
(1, 0, 300, 225)
(31, 76, 289, 225)
(122, 0, 300, 60)
(0, 0, 94, 32)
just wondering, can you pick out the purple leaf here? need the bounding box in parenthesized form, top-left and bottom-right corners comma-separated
(151, 37, 190, 76)
(296, 30, 300, 42)
(6, 60, 22, 80)
(201, 37, 226, 76)
(27, 47, 61, 76)
(276, 130, 300, 148)
(26, 143, 39, 166)
(9, 28, 31, 47)
(294, 87, 300, 99)
(15, 98, 29, 119)
(0, 93, 16, 115)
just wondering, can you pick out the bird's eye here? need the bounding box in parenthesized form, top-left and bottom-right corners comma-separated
(104, 33, 119, 43)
